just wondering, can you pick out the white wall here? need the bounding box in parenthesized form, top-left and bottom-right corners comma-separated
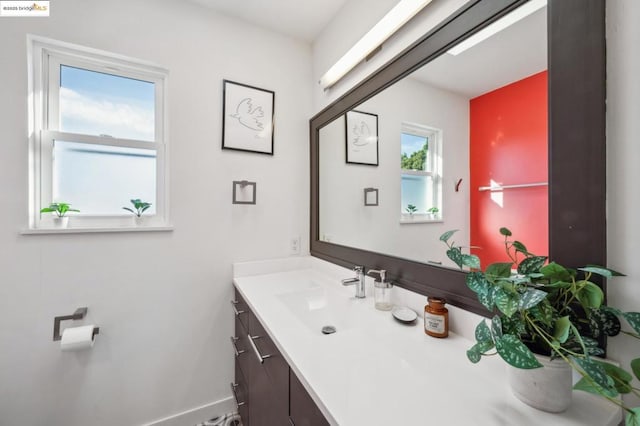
(606, 0, 640, 409)
(319, 77, 469, 266)
(0, 0, 312, 425)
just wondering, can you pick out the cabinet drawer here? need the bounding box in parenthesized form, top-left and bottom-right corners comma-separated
(248, 310, 289, 401)
(232, 288, 250, 331)
(232, 362, 249, 423)
(232, 316, 251, 379)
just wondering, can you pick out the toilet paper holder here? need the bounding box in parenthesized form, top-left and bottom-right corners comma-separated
(53, 307, 99, 341)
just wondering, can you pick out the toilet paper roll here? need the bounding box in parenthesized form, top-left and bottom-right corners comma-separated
(60, 325, 97, 351)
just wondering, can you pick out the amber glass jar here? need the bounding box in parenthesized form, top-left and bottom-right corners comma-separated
(424, 297, 449, 338)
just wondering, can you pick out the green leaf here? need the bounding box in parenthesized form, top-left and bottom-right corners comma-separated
(491, 315, 503, 339)
(466, 272, 489, 295)
(517, 256, 547, 275)
(622, 312, 640, 335)
(601, 362, 633, 394)
(579, 265, 625, 277)
(575, 281, 604, 309)
(553, 316, 571, 343)
(512, 240, 532, 256)
(589, 309, 621, 338)
(494, 334, 542, 369)
(475, 320, 492, 343)
(631, 358, 640, 381)
(485, 262, 513, 279)
(499, 227, 512, 236)
(466, 273, 494, 310)
(540, 262, 572, 282)
(626, 408, 640, 426)
(572, 356, 617, 397)
(519, 289, 547, 310)
(466, 341, 495, 363)
(123, 207, 135, 214)
(446, 247, 464, 269)
(461, 254, 481, 270)
(494, 288, 519, 317)
(40, 207, 55, 213)
(440, 229, 458, 243)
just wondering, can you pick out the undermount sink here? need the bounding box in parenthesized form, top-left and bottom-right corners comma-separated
(277, 284, 359, 334)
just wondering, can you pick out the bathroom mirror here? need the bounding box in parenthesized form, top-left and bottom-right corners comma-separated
(319, 1, 547, 267)
(310, 0, 606, 315)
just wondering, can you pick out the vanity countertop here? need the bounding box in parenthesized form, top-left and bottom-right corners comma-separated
(232, 258, 621, 426)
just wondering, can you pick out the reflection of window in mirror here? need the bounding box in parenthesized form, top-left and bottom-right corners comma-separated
(400, 122, 442, 223)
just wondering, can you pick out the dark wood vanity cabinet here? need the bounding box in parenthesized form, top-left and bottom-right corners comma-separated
(231, 288, 329, 426)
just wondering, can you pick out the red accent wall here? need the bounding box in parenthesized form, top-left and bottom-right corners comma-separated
(470, 71, 548, 267)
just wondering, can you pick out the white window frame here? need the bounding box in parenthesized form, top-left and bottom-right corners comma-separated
(400, 122, 443, 223)
(27, 35, 170, 232)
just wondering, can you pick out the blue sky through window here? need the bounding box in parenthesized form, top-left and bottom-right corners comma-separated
(60, 65, 155, 141)
(401, 133, 427, 157)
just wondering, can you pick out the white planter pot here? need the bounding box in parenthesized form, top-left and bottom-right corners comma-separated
(133, 215, 146, 226)
(52, 216, 69, 228)
(507, 354, 572, 413)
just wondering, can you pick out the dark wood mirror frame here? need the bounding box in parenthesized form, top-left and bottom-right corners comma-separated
(310, 0, 605, 316)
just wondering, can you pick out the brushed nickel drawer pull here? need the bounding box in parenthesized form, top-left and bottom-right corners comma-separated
(230, 336, 245, 356)
(230, 382, 245, 407)
(230, 300, 245, 316)
(248, 334, 272, 364)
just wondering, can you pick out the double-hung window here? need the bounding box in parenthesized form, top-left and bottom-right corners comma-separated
(400, 122, 442, 222)
(28, 36, 169, 230)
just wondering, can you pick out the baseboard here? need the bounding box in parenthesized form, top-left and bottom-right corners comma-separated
(141, 396, 236, 426)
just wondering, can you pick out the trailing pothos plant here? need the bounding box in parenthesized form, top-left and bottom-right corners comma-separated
(440, 228, 640, 424)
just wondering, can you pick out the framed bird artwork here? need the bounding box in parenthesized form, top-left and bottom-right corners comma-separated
(345, 110, 378, 166)
(222, 80, 275, 155)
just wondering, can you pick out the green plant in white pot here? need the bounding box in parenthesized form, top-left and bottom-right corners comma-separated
(440, 228, 640, 423)
(123, 199, 151, 224)
(40, 202, 79, 228)
(405, 204, 418, 216)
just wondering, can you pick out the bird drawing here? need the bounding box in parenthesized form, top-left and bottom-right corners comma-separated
(351, 121, 373, 147)
(230, 97, 265, 131)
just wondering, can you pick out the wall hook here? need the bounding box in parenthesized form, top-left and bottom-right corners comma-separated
(455, 178, 463, 192)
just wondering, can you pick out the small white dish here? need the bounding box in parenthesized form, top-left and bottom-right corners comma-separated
(392, 306, 417, 323)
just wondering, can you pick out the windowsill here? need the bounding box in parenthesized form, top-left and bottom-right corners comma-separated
(399, 217, 443, 224)
(21, 225, 174, 235)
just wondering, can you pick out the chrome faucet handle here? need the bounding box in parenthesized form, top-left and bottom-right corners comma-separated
(367, 269, 387, 282)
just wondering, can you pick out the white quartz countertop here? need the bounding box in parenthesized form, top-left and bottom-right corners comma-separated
(233, 259, 621, 426)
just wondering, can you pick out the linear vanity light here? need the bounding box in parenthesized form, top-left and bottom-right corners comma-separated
(318, 0, 433, 90)
(447, 0, 547, 56)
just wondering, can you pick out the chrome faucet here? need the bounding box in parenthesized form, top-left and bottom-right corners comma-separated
(341, 265, 366, 298)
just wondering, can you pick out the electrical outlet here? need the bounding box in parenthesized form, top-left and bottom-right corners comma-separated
(290, 236, 301, 255)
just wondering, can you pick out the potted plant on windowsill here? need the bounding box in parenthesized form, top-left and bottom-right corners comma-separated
(440, 228, 640, 423)
(40, 202, 79, 228)
(427, 206, 439, 219)
(405, 204, 418, 218)
(122, 199, 152, 225)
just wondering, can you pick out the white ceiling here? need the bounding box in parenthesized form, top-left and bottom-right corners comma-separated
(410, 6, 547, 98)
(188, 0, 350, 42)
